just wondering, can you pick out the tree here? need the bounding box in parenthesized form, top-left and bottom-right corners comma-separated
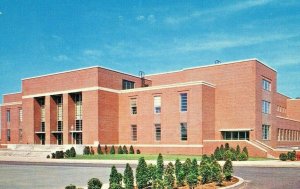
(129, 145, 134, 154)
(223, 159, 233, 181)
(136, 157, 149, 189)
(242, 147, 248, 158)
(109, 166, 122, 188)
(117, 146, 124, 154)
(220, 144, 225, 159)
(187, 173, 198, 189)
(148, 163, 157, 184)
(88, 178, 103, 189)
(182, 158, 192, 178)
(97, 144, 103, 155)
(110, 145, 116, 154)
(225, 143, 230, 151)
(122, 145, 128, 154)
(164, 162, 175, 189)
(175, 159, 184, 187)
(123, 163, 134, 189)
(214, 147, 222, 160)
(156, 153, 164, 180)
(104, 145, 108, 154)
(191, 159, 199, 176)
(236, 145, 241, 156)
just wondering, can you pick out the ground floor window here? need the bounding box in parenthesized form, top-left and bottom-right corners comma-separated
(222, 131, 249, 140)
(7, 129, 11, 142)
(131, 125, 137, 141)
(72, 133, 82, 144)
(262, 125, 270, 140)
(180, 122, 187, 141)
(19, 129, 22, 142)
(155, 124, 161, 141)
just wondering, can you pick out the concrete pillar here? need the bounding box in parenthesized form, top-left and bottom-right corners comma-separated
(63, 93, 75, 144)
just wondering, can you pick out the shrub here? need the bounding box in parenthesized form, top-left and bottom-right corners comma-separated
(242, 147, 248, 158)
(148, 163, 157, 184)
(137, 149, 141, 154)
(87, 178, 102, 189)
(214, 147, 222, 160)
(191, 158, 199, 176)
(70, 147, 76, 157)
(152, 179, 164, 189)
(104, 145, 108, 154)
(83, 146, 90, 155)
(123, 145, 128, 154)
(46, 155, 50, 159)
(220, 145, 225, 158)
(199, 157, 222, 184)
(224, 150, 234, 161)
(237, 151, 248, 161)
(156, 153, 164, 180)
(129, 145, 134, 154)
(236, 145, 241, 156)
(110, 145, 115, 154)
(124, 163, 134, 189)
(117, 146, 123, 154)
(279, 153, 288, 161)
(65, 184, 76, 189)
(175, 159, 184, 187)
(225, 143, 230, 151)
(287, 151, 296, 161)
(51, 153, 55, 159)
(90, 146, 95, 155)
(187, 173, 198, 189)
(183, 158, 192, 178)
(223, 159, 233, 181)
(97, 144, 103, 155)
(164, 162, 175, 189)
(65, 149, 71, 158)
(55, 151, 64, 159)
(136, 157, 149, 189)
(109, 165, 122, 188)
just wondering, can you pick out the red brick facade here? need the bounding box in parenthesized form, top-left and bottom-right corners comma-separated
(1, 60, 300, 157)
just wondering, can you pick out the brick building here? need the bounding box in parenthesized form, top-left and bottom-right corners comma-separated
(1, 59, 300, 157)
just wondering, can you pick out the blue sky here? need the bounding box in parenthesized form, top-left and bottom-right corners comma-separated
(0, 0, 300, 102)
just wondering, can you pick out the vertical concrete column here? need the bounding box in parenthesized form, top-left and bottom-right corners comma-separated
(63, 93, 75, 144)
(45, 96, 57, 144)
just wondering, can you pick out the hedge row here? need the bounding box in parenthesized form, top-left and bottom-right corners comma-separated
(83, 144, 140, 155)
(213, 143, 248, 161)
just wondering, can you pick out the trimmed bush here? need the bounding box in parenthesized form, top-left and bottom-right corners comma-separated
(124, 163, 134, 189)
(199, 158, 222, 184)
(156, 153, 164, 180)
(187, 173, 198, 189)
(136, 157, 149, 189)
(117, 146, 123, 154)
(70, 147, 76, 157)
(279, 153, 288, 161)
(109, 166, 122, 188)
(55, 151, 64, 159)
(110, 145, 115, 154)
(104, 145, 108, 154)
(223, 159, 233, 181)
(148, 163, 157, 183)
(183, 158, 192, 178)
(65, 184, 76, 189)
(83, 146, 90, 155)
(46, 155, 50, 159)
(237, 151, 248, 161)
(225, 143, 230, 151)
(152, 179, 164, 189)
(224, 150, 234, 161)
(137, 149, 141, 154)
(287, 150, 296, 161)
(175, 159, 184, 187)
(242, 147, 248, 158)
(214, 147, 222, 160)
(129, 145, 134, 154)
(236, 145, 241, 156)
(97, 144, 103, 155)
(123, 145, 128, 154)
(87, 178, 102, 189)
(164, 162, 175, 189)
(191, 158, 199, 176)
(220, 145, 225, 158)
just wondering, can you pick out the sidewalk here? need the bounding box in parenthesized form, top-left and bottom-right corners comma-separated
(1, 156, 300, 168)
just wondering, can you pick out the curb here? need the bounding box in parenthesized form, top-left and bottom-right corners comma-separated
(222, 176, 245, 189)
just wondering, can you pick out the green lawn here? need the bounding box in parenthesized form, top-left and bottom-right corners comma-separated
(70, 154, 272, 161)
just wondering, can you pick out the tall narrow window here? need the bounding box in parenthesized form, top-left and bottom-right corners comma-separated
(6, 110, 10, 123)
(122, 80, 135, 90)
(262, 79, 271, 91)
(75, 94, 82, 120)
(262, 100, 271, 114)
(180, 122, 187, 141)
(131, 125, 137, 141)
(19, 129, 23, 141)
(19, 109, 23, 122)
(7, 129, 11, 141)
(155, 124, 161, 141)
(57, 96, 63, 131)
(154, 96, 161, 114)
(180, 93, 187, 112)
(130, 98, 137, 114)
(262, 124, 270, 140)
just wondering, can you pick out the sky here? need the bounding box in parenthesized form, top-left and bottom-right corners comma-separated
(0, 0, 300, 103)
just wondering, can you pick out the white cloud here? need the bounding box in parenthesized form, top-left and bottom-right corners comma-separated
(53, 55, 70, 62)
(83, 49, 102, 57)
(136, 15, 145, 21)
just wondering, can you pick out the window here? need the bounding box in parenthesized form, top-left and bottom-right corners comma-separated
(131, 125, 137, 141)
(7, 129, 10, 141)
(222, 131, 249, 140)
(75, 120, 82, 131)
(155, 124, 161, 141)
(57, 96, 63, 121)
(262, 79, 271, 91)
(19, 129, 23, 141)
(122, 80, 135, 90)
(130, 98, 137, 114)
(180, 122, 187, 141)
(41, 105, 46, 122)
(180, 93, 187, 112)
(57, 121, 63, 131)
(154, 96, 161, 114)
(262, 124, 270, 140)
(262, 100, 271, 114)
(75, 93, 82, 120)
(6, 110, 10, 123)
(19, 109, 23, 122)
(41, 122, 45, 132)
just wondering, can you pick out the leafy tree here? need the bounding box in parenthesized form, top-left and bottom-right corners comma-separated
(97, 144, 103, 155)
(129, 145, 134, 154)
(104, 145, 108, 154)
(223, 159, 233, 181)
(156, 153, 164, 180)
(123, 163, 134, 189)
(110, 145, 116, 154)
(287, 151, 296, 161)
(164, 162, 175, 189)
(87, 178, 103, 189)
(122, 145, 128, 154)
(242, 147, 248, 158)
(117, 146, 124, 154)
(136, 157, 149, 189)
(191, 159, 198, 176)
(148, 163, 157, 183)
(109, 166, 122, 189)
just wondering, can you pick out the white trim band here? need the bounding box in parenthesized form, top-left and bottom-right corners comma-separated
(0, 101, 22, 106)
(277, 116, 300, 123)
(219, 128, 254, 132)
(100, 144, 203, 148)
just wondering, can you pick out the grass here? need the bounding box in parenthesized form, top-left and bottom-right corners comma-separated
(70, 154, 272, 161)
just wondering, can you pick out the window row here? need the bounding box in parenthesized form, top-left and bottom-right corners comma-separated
(262, 100, 271, 114)
(130, 93, 188, 115)
(131, 123, 188, 141)
(262, 79, 271, 91)
(277, 105, 286, 113)
(277, 128, 300, 141)
(6, 109, 23, 123)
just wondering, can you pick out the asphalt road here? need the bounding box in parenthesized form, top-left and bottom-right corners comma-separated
(0, 161, 299, 189)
